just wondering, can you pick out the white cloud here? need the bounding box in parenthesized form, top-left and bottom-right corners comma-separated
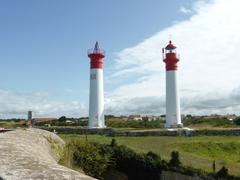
(106, 0, 240, 115)
(179, 6, 192, 14)
(0, 89, 87, 119)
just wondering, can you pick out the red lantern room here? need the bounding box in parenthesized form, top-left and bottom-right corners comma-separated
(163, 40, 179, 71)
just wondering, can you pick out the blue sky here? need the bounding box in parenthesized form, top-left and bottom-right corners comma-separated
(0, 0, 191, 96)
(0, 0, 193, 117)
(1, 0, 240, 118)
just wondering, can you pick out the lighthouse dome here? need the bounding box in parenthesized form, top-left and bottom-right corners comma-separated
(165, 40, 176, 50)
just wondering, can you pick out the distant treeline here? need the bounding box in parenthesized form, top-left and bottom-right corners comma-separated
(0, 118, 25, 122)
(35, 116, 165, 129)
(35, 115, 240, 129)
(2, 115, 240, 129)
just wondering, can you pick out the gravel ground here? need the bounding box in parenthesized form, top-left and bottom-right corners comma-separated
(0, 128, 94, 180)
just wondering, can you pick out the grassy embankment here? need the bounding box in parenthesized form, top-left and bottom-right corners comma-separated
(59, 134, 240, 176)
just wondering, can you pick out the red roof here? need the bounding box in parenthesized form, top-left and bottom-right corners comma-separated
(165, 40, 176, 50)
(33, 118, 58, 122)
(87, 41, 105, 57)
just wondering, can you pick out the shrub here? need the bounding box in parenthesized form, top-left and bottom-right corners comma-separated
(72, 141, 112, 179)
(110, 138, 117, 147)
(169, 151, 181, 167)
(64, 139, 164, 180)
(111, 144, 163, 180)
(216, 166, 229, 178)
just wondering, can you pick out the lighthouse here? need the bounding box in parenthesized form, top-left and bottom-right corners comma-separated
(163, 41, 183, 128)
(87, 42, 105, 128)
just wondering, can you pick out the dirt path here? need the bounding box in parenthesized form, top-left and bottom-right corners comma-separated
(0, 128, 94, 180)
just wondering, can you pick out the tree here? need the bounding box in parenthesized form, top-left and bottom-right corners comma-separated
(169, 151, 181, 167)
(110, 138, 117, 147)
(234, 116, 240, 125)
(58, 116, 66, 121)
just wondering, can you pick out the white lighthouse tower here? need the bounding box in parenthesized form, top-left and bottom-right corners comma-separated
(87, 42, 105, 128)
(163, 41, 183, 128)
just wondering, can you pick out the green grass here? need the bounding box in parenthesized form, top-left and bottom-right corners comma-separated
(59, 134, 240, 176)
(173, 141, 240, 162)
(183, 118, 239, 129)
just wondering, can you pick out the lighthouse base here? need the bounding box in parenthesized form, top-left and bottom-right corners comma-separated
(164, 123, 183, 129)
(88, 125, 106, 129)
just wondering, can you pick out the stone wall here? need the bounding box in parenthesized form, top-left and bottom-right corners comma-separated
(40, 127, 240, 137)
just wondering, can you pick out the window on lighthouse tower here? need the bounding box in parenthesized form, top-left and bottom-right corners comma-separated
(166, 48, 176, 54)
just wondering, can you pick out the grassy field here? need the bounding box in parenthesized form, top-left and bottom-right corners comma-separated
(59, 134, 240, 176)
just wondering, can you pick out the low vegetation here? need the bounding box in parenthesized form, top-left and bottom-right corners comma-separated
(60, 137, 239, 179)
(0, 119, 27, 129)
(60, 139, 167, 179)
(183, 117, 240, 128)
(173, 141, 240, 163)
(60, 134, 240, 177)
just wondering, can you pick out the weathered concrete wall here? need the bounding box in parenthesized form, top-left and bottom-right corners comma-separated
(40, 127, 181, 136)
(0, 128, 94, 180)
(40, 127, 114, 135)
